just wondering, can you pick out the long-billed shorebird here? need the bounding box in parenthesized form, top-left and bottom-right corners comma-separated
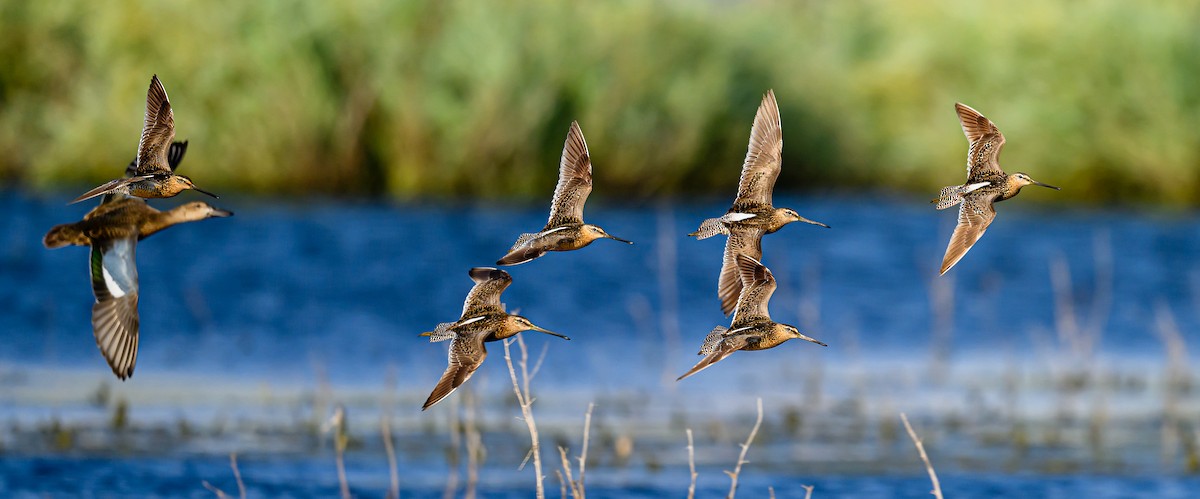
(496, 121, 632, 266)
(420, 267, 568, 410)
(689, 90, 828, 314)
(43, 196, 233, 379)
(677, 254, 826, 382)
(72, 75, 217, 203)
(933, 103, 1060, 275)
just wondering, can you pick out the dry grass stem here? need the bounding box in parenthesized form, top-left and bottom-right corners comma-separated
(381, 415, 399, 499)
(900, 413, 944, 499)
(558, 446, 580, 498)
(686, 428, 697, 499)
(802, 484, 815, 499)
(230, 453, 246, 499)
(201, 481, 231, 499)
(505, 335, 546, 499)
(442, 395, 462, 499)
(725, 398, 764, 499)
(465, 389, 483, 499)
(326, 405, 350, 499)
(201, 453, 246, 498)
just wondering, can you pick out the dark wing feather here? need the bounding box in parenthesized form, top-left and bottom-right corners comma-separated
(546, 121, 592, 228)
(676, 334, 750, 381)
(134, 75, 176, 176)
(422, 334, 487, 410)
(955, 103, 1006, 180)
(717, 226, 765, 315)
(462, 267, 512, 317)
(939, 192, 998, 275)
(89, 238, 140, 380)
(731, 253, 777, 326)
(733, 90, 783, 208)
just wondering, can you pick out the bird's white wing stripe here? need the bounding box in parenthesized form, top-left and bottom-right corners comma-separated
(102, 239, 137, 298)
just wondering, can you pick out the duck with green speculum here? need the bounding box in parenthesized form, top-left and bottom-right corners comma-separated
(496, 121, 632, 266)
(43, 195, 233, 379)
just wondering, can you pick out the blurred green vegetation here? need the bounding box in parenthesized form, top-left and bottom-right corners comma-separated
(1, 0, 1198, 204)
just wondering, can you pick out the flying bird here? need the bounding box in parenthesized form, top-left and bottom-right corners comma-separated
(72, 75, 216, 204)
(420, 267, 568, 410)
(43, 196, 233, 379)
(933, 103, 1060, 275)
(690, 90, 827, 314)
(497, 121, 632, 266)
(677, 254, 826, 382)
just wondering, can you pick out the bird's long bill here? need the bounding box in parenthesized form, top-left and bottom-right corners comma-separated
(800, 216, 830, 229)
(211, 208, 234, 217)
(528, 325, 570, 340)
(1032, 180, 1061, 190)
(605, 234, 634, 244)
(798, 333, 828, 347)
(191, 185, 220, 198)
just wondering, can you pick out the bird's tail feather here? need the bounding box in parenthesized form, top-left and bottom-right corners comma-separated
(688, 218, 728, 240)
(422, 322, 456, 342)
(698, 326, 730, 355)
(932, 185, 965, 210)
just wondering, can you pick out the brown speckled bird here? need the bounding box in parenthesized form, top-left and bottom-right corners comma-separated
(72, 75, 216, 204)
(420, 267, 568, 410)
(933, 103, 1060, 275)
(43, 196, 233, 379)
(496, 121, 631, 266)
(690, 90, 827, 314)
(677, 254, 826, 382)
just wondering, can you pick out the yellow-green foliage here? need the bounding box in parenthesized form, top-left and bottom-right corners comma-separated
(1, 0, 1197, 204)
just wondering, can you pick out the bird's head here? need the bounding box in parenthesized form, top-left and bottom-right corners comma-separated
(511, 315, 570, 340)
(783, 324, 827, 347)
(1011, 172, 1060, 191)
(583, 224, 633, 244)
(173, 201, 234, 221)
(776, 208, 830, 228)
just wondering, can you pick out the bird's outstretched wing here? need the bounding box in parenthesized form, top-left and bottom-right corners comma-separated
(546, 121, 593, 228)
(422, 334, 487, 410)
(717, 226, 765, 315)
(462, 267, 513, 317)
(89, 237, 140, 380)
(133, 75, 176, 176)
(955, 103, 1006, 180)
(730, 254, 777, 325)
(677, 334, 750, 381)
(733, 90, 783, 209)
(939, 193, 998, 275)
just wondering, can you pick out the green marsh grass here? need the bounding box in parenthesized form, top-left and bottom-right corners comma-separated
(2, 0, 1199, 204)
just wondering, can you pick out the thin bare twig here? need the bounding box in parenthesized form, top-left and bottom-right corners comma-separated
(558, 446, 579, 498)
(464, 388, 482, 499)
(802, 484, 815, 499)
(726, 398, 764, 499)
(686, 429, 697, 499)
(327, 405, 350, 499)
(577, 403, 594, 498)
(901, 413, 944, 499)
(505, 336, 546, 499)
(230, 453, 246, 499)
(381, 415, 399, 499)
(202, 481, 231, 499)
